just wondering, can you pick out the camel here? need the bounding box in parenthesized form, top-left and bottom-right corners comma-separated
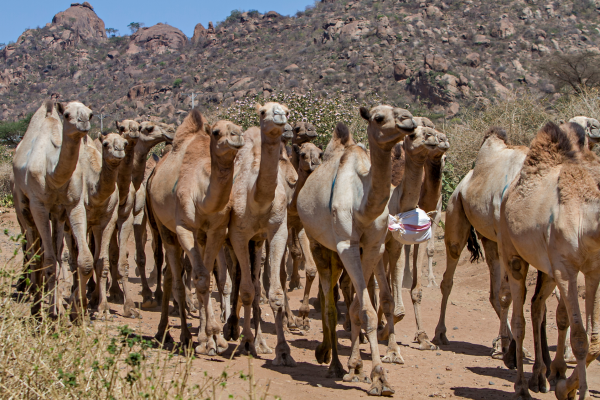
(431, 127, 528, 363)
(148, 110, 244, 353)
(380, 127, 447, 354)
(289, 122, 318, 171)
(297, 105, 416, 396)
(284, 142, 322, 331)
(569, 116, 600, 149)
(80, 133, 129, 319)
(13, 100, 94, 318)
(498, 121, 600, 400)
(222, 102, 297, 367)
(130, 121, 175, 308)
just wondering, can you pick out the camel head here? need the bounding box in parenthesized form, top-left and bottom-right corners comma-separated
(292, 122, 318, 145)
(115, 120, 141, 143)
(282, 123, 294, 143)
(432, 130, 450, 158)
(100, 133, 128, 167)
(139, 121, 176, 148)
(210, 120, 245, 158)
(295, 142, 322, 173)
(569, 116, 600, 148)
(256, 102, 289, 139)
(404, 126, 440, 161)
(57, 101, 93, 139)
(360, 105, 416, 150)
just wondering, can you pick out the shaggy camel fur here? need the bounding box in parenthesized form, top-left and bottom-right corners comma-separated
(13, 100, 93, 317)
(131, 121, 175, 309)
(499, 122, 600, 400)
(380, 127, 447, 355)
(222, 102, 296, 366)
(149, 111, 244, 354)
(81, 133, 129, 319)
(432, 127, 528, 363)
(297, 106, 416, 396)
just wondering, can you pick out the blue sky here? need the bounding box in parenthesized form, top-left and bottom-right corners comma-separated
(0, 0, 316, 44)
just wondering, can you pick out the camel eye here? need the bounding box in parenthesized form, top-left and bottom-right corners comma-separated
(375, 115, 384, 123)
(64, 112, 71, 119)
(103, 142, 109, 147)
(212, 128, 220, 136)
(409, 134, 416, 140)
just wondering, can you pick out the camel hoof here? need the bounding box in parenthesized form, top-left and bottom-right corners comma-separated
(326, 361, 347, 378)
(155, 331, 174, 345)
(343, 372, 371, 384)
(288, 278, 302, 292)
(316, 343, 332, 365)
(554, 379, 576, 400)
(427, 279, 438, 288)
(415, 331, 437, 350)
(124, 307, 141, 319)
(367, 366, 394, 397)
(195, 343, 217, 356)
(141, 298, 159, 309)
(382, 350, 404, 365)
(255, 340, 273, 355)
(432, 332, 449, 346)
(223, 319, 240, 341)
(272, 352, 297, 367)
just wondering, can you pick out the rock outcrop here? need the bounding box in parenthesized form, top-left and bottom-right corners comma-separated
(52, 2, 106, 41)
(127, 23, 187, 54)
(191, 23, 207, 44)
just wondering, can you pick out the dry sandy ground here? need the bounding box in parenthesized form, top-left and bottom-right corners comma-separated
(0, 208, 598, 400)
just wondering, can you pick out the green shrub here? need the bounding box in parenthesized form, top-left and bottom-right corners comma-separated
(0, 113, 32, 145)
(172, 78, 183, 88)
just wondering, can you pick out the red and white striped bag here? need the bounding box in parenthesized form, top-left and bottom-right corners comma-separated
(388, 207, 432, 245)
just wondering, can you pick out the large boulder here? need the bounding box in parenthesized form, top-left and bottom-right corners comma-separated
(52, 2, 106, 41)
(490, 16, 515, 38)
(191, 23, 207, 44)
(128, 23, 187, 54)
(340, 20, 371, 41)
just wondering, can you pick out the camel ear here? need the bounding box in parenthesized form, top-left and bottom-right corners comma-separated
(255, 103, 263, 113)
(56, 102, 66, 115)
(359, 106, 371, 121)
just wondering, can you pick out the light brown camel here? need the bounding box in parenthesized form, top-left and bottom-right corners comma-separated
(379, 127, 446, 355)
(289, 121, 318, 171)
(222, 102, 297, 367)
(431, 127, 528, 364)
(130, 121, 175, 308)
(13, 100, 94, 317)
(81, 133, 129, 319)
(498, 121, 600, 400)
(148, 110, 244, 353)
(297, 105, 416, 396)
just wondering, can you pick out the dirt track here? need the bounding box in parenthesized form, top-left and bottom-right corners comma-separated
(1, 208, 598, 400)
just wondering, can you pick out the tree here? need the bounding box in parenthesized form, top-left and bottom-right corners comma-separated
(0, 113, 33, 145)
(538, 51, 600, 93)
(106, 28, 119, 37)
(128, 22, 144, 34)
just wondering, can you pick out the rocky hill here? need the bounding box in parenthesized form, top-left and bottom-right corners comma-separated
(1, 0, 599, 131)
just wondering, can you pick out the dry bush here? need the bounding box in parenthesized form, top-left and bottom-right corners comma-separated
(0, 260, 269, 400)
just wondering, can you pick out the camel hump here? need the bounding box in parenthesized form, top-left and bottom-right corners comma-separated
(44, 99, 55, 118)
(333, 122, 353, 146)
(172, 108, 210, 149)
(481, 126, 508, 146)
(527, 122, 583, 167)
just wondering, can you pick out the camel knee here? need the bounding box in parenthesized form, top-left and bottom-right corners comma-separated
(380, 292, 394, 315)
(426, 247, 434, 258)
(240, 283, 255, 306)
(447, 242, 462, 260)
(570, 327, 589, 360)
(411, 288, 422, 304)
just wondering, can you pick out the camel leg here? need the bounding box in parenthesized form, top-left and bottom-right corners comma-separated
(340, 270, 353, 332)
(228, 235, 257, 356)
(251, 240, 272, 355)
(182, 256, 198, 313)
(410, 244, 436, 350)
(554, 270, 599, 400)
(215, 247, 231, 323)
(108, 231, 123, 303)
(426, 198, 442, 287)
(67, 203, 94, 322)
(117, 212, 140, 318)
(376, 258, 404, 364)
(340, 242, 394, 396)
(312, 242, 345, 377)
(549, 296, 570, 388)
(386, 239, 406, 326)
(193, 230, 228, 356)
(433, 194, 472, 346)
(480, 237, 514, 362)
(528, 270, 554, 394)
(267, 221, 296, 366)
(553, 288, 577, 364)
(298, 228, 316, 331)
(155, 263, 174, 344)
(288, 227, 303, 291)
(92, 216, 117, 320)
(135, 210, 157, 308)
(157, 223, 192, 346)
(223, 243, 241, 341)
(505, 255, 531, 400)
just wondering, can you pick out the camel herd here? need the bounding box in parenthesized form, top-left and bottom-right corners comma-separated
(9, 98, 600, 399)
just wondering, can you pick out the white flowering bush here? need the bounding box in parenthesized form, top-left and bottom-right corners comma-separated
(217, 91, 383, 147)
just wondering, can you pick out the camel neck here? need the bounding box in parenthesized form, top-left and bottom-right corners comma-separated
(131, 141, 153, 191)
(398, 151, 427, 213)
(253, 133, 281, 206)
(289, 167, 310, 216)
(419, 157, 444, 212)
(92, 160, 120, 204)
(360, 136, 394, 221)
(116, 141, 136, 204)
(200, 140, 237, 214)
(50, 127, 83, 188)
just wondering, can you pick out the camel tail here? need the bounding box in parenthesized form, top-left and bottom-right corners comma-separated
(481, 126, 508, 147)
(466, 226, 483, 263)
